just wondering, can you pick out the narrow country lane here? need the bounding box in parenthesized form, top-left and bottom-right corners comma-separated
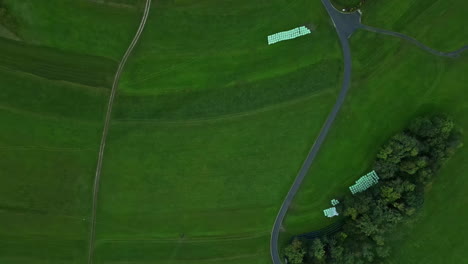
(270, 0, 359, 263)
(361, 25, 468, 57)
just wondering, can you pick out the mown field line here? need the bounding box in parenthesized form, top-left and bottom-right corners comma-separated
(113, 89, 334, 126)
(0, 104, 102, 125)
(100, 253, 262, 264)
(181, 253, 262, 263)
(89, 0, 137, 9)
(0, 210, 87, 222)
(0, 64, 111, 91)
(96, 231, 270, 244)
(0, 146, 93, 152)
(87, 1, 152, 263)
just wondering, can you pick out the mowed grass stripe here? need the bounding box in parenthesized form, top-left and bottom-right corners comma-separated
(94, 234, 268, 263)
(0, 68, 109, 121)
(96, 206, 277, 239)
(119, 0, 339, 96)
(0, 207, 89, 236)
(0, 238, 88, 264)
(114, 89, 335, 125)
(3, 0, 142, 60)
(92, 254, 266, 264)
(0, 57, 108, 264)
(0, 95, 104, 263)
(96, 230, 269, 243)
(0, 37, 117, 88)
(114, 60, 341, 121)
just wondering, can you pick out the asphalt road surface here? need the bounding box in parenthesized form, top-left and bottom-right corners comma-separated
(87, 1, 152, 263)
(269, 0, 358, 263)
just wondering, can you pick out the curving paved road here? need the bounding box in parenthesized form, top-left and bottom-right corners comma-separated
(270, 0, 359, 263)
(87, 1, 152, 263)
(361, 25, 468, 57)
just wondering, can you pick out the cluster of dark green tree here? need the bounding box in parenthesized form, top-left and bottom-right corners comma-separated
(284, 115, 462, 264)
(0, 0, 18, 32)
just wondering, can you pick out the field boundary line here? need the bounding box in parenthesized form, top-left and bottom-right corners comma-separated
(89, 0, 138, 9)
(96, 231, 270, 244)
(0, 104, 100, 125)
(0, 145, 93, 152)
(113, 89, 334, 126)
(188, 253, 262, 263)
(87, 1, 152, 263)
(0, 64, 111, 92)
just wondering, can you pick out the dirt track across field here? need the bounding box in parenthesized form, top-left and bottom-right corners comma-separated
(87, 1, 152, 263)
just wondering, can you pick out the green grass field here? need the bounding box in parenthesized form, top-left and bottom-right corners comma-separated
(1, 0, 345, 263)
(92, 0, 346, 263)
(0, 69, 107, 263)
(0, 1, 143, 263)
(282, 0, 468, 262)
(0, 37, 117, 88)
(2, 0, 466, 263)
(2, 0, 142, 60)
(362, 0, 468, 51)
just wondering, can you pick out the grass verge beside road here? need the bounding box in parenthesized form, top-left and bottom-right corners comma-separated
(361, 0, 468, 51)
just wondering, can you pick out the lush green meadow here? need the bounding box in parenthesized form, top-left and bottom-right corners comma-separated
(0, 69, 107, 263)
(362, 0, 468, 51)
(4, 0, 465, 263)
(95, 93, 336, 264)
(282, 1, 468, 261)
(0, 37, 117, 88)
(2, 0, 142, 60)
(0, 0, 142, 263)
(93, 0, 345, 263)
